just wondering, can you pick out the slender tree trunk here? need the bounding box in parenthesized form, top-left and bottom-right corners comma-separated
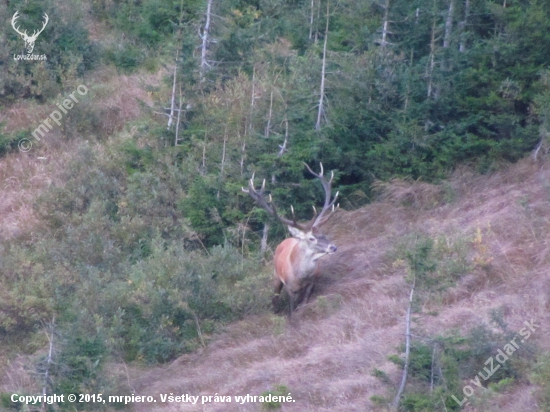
(217, 132, 227, 199)
(404, 49, 414, 111)
(315, 1, 330, 131)
(265, 89, 274, 139)
(443, 0, 454, 49)
(248, 66, 256, 137)
(240, 139, 246, 176)
(459, 0, 470, 53)
(391, 278, 415, 410)
(174, 89, 183, 146)
(278, 116, 289, 156)
(309, 0, 315, 40)
(260, 222, 269, 259)
(201, 136, 207, 175)
(380, 0, 391, 48)
(315, 0, 321, 43)
(41, 317, 55, 411)
(168, 52, 178, 129)
(200, 0, 213, 82)
(427, 18, 436, 98)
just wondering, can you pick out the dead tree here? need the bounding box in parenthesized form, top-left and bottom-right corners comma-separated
(315, 1, 330, 131)
(200, 0, 214, 82)
(459, 0, 470, 53)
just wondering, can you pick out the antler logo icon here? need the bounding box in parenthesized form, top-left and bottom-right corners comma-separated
(11, 11, 49, 54)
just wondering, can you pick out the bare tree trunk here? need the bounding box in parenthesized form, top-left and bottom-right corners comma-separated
(201, 136, 207, 175)
(167, 52, 178, 129)
(278, 116, 289, 156)
(315, 0, 321, 43)
(380, 0, 391, 48)
(174, 89, 183, 146)
(265, 88, 274, 138)
(260, 222, 269, 259)
(41, 317, 55, 411)
(443, 0, 454, 48)
(200, 0, 213, 82)
(315, 1, 330, 131)
(248, 66, 256, 137)
(218, 126, 227, 199)
(309, 0, 315, 40)
(404, 49, 414, 111)
(391, 279, 415, 410)
(459, 0, 470, 53)
(426, 3, 438, 99)
(240, 139, 246, 176)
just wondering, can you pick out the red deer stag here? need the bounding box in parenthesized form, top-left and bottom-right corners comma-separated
(242, 163, 339, 316)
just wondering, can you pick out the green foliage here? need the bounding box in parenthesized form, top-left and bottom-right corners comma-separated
(392, 232, 472, 303)
(102, 43, 144, 73)
(370, 394, 389, 406)
(0, 124, 18, 157)
(1, 392, 22, 410)
(1, 0, 97, 103)
(532, 354, 550, 411)
(260, 385, 289, 410)
(179, 176, 228, 247)
(53, 333, 106, 397)
(390, 319, 536, 411)
(372, 368, 391, 384)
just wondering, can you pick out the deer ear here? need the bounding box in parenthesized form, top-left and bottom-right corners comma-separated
(288, 226, 306, 239)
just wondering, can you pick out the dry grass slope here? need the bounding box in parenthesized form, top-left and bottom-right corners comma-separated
(0, 67, 162, 241)
(128, 158, 550, 412)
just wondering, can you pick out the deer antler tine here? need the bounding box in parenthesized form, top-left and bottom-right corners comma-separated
(319, 162, 324, 176)
(261, 178, 266, 192)
(303, 162, 315, 176)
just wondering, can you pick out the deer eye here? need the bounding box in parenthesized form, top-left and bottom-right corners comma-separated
(309, 237, 316, 242)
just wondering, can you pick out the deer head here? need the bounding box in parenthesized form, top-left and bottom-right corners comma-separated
(242, 162, 339, 255)
(11, 11, 49, 54)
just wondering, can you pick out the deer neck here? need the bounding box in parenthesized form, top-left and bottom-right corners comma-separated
(292, 239, 320, 279)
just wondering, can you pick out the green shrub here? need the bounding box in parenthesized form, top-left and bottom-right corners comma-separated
(261, 385, 289, 410)
(532, 354, 550, 411)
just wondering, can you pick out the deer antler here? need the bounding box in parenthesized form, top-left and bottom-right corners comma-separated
(242, 173, 308, 231)
(303, 162, 339, 229)
(32, 13, 49, 39)
(11, 11, 26, 38)
(242, 163, 339, 231)
(11, 11, 48, 53)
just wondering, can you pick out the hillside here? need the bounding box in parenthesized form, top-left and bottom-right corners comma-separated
(125, 158, 550, 412)
(2, 0, 550, 411)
